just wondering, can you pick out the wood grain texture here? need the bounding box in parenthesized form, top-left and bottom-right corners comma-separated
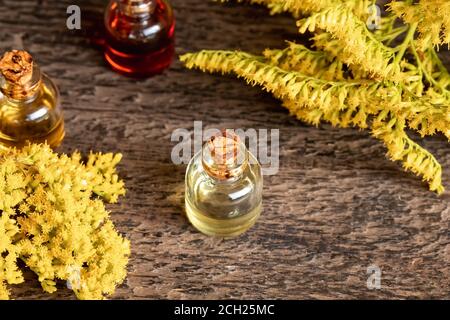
(0, 0, 449, 299)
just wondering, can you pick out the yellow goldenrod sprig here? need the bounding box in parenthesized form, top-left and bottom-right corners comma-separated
(263, 42, 346, 81)
(0, 144, 129, 300)
(181, 47, 447, 193)
(296, 5, 400, 81)
(181, 0, 450, 193)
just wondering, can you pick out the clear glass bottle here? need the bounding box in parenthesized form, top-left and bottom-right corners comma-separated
(104, 0, 175, 77)
(185, 131, 263, 237)
(0, 50, 64, 149)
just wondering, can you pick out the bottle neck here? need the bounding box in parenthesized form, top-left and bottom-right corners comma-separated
(0, 63, 42, 102)
(118, 0, 157, 18)
(201, 131, 249, 182)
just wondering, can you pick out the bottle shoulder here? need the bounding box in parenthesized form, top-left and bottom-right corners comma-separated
(1, 74, 59, 109)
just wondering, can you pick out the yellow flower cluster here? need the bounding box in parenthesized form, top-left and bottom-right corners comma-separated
(181, 0, 450, 194)
(0, 144, 129, 300)
(263, 42, 346, 81)
(389, 0, 450, 50)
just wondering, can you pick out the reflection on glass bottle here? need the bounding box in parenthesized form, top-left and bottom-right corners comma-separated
(0, 50, 64, 149)
(104, 0, 175, 77)
(185, 130, 263, 238)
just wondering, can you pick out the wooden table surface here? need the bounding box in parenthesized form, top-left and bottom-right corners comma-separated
(1, 0, 449, 299)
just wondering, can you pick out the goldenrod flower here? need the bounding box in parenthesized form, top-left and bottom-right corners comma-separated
(0, 144, 129, 300)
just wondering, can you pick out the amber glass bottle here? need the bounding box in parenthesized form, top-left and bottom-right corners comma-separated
(0, 50, 64, 149)
(104, 0, 175, 77)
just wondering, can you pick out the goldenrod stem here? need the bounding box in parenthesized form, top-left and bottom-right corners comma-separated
(393, 22, 417, 65)
(410, 41, 448, 93)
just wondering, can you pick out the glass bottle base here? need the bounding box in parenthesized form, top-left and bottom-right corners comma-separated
(104, 42, 175, 78)
(185, 199, 262, 238)
(0, 120, 65, 150)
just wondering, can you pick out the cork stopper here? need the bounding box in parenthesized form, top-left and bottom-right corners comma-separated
(0, 50, 34, 85)
(0, 50, 41, 100)
(202, 130, 248, 180)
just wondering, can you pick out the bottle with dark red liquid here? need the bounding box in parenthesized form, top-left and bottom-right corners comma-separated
(104, 0, 175, 77)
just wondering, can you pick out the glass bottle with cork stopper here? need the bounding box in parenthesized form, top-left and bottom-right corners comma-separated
(0, 50, 64, 149)
(104, 0, 175, 77)
(185, 130, 263, 237)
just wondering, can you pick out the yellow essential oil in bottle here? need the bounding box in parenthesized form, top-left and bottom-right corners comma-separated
(0, 50, 64, 149)
(185, 130, 263, 238)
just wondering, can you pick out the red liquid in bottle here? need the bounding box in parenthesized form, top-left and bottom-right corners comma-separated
(104, 0, 175, 77)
